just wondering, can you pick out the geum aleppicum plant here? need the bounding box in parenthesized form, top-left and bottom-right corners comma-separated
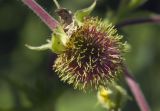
(22, 0, 151, 111)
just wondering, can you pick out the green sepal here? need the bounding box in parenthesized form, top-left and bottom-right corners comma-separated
(25, 40, 52, 51)
(51, 25, 69, 54)
(74, 0, 96, 26)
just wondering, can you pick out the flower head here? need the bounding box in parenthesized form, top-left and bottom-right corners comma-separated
(25, 0, 129, 90)
(53, 17, 128, 90)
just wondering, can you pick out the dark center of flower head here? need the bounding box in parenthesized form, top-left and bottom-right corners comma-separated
(54, 18, 126, 90)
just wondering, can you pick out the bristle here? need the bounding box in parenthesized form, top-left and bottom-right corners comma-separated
(53, 17, 127, 90)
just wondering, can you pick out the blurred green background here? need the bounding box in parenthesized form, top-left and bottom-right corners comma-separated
(0, 0, 160, 111)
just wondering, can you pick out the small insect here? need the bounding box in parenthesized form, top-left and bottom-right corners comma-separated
(55, 8, 73, 25)
(55, 8, 77, 37)
(53, 0, 72, 24)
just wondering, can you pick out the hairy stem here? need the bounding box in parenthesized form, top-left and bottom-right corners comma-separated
(116, 16, 160, 28)
(22, 0, 58, 30)
(123, 65, 151, 111)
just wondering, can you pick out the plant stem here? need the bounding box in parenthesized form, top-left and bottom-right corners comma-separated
(123, 65, 151, 111)
(116, 16, 160, 28)
(22, 0, 58, 30)
(53, 0, 60, 9)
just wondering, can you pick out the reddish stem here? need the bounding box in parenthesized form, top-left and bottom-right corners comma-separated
(123, 65, 151, 111)
(116, 16, 160, 28)
(22, 0, 58, 30)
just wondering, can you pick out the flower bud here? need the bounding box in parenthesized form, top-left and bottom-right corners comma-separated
(97, 85, 129, 110)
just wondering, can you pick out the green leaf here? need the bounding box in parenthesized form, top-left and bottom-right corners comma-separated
(115, 0, 148, 23)
(74, 0, 96, 26)
(129, 0, 147, 10)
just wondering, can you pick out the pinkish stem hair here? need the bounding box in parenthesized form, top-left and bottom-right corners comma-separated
(22, 0, 58, 30)
(123, 65, 151, 111)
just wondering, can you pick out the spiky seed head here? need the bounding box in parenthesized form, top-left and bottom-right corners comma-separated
(24, 0, 129, 91)
(53, 17, 128, 90)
